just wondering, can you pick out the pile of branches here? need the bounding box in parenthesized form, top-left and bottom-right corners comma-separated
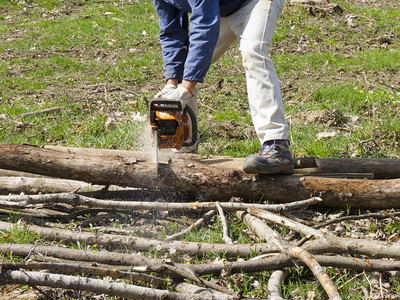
(1, 189, 400, 299)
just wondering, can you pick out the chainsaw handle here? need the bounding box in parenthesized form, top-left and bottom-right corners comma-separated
(182, 105, 198, 147)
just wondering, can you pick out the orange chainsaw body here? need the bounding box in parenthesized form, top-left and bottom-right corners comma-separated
(149, 99, 190, 150)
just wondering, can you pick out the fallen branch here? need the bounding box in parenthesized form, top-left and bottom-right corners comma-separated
(0, 270, 202, 300)
(0, 261, 166, 287)
(290, 247, 342, 300)
(248, 207, 325, 238)
(2, 243, 400, 276)
(267, 270, 288, 300)
(313, 211, 400, 229)
(19, 107, 61, 118)
(216, 201, 233, 244)
(0, 222, 275, 257)
(175, 282, 241, 300)
(165, 209, 216, 240)
(238, 211, 341, 299)
(0, 192, 322, 212)
(0, 176, 108, 195)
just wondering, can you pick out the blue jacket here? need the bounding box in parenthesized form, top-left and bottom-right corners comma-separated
(154, 0, 247, 83)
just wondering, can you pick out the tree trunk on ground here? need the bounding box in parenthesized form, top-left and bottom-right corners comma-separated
(1, 143, 400, 208)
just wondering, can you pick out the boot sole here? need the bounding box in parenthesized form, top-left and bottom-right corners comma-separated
(242, 157, 294, 175)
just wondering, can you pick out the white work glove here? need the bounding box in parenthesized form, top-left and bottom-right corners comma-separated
(162, 84, 198, 118)
(154, 84, 177, 98)
(162, 84, 199, 144)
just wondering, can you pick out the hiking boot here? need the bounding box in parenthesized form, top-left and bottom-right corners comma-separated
(242, 140, 294, 174)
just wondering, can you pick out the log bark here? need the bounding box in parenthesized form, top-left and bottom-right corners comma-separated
(1, 143, 400, 208)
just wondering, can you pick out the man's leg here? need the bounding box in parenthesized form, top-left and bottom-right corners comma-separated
(228, 0, 294, 174)
(211, 17, 237, 64)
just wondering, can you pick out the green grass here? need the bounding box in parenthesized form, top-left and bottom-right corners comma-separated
(1, 0, 400, 298)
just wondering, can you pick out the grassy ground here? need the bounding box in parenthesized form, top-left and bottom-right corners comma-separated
(1, 0, 400, 299)
(1, 0, 399, 158)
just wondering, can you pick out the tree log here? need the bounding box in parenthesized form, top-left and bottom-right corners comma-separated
(44, 144, 400, 179)
(1, 143, 400, 208)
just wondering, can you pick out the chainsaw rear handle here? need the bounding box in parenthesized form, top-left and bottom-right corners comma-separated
(182, 105, 198, 147)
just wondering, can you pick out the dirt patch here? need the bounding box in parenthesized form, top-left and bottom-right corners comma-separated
(290, 108, 348, 126)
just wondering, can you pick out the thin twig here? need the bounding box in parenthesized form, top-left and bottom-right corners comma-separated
(165, 210, 216, 240)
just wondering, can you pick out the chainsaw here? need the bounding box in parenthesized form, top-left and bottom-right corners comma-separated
(149, 98, 197, 175)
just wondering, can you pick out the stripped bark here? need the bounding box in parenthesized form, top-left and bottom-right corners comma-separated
(1, 143, 400, 208)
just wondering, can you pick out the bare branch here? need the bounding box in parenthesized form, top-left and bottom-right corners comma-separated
(290, 247, 342, 300)
(267, 269, 288, 300)
(2, 243, 400, 276)
(248, 207, 325, 238)
(0, 261, 166, 287)
(19, 107, 61, 118)
(0, 270, 202, 300)
(314, 211, 400, 229)
(216, 201, 233, 244)
(0, 222, 275, 257)
(0, 193, 322, 212)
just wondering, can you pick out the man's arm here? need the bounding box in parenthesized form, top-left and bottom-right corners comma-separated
(154, 0, 220, 84)
(183, 0, 220, 82)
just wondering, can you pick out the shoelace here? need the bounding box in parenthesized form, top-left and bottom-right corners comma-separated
(259, 140, 278, 155)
